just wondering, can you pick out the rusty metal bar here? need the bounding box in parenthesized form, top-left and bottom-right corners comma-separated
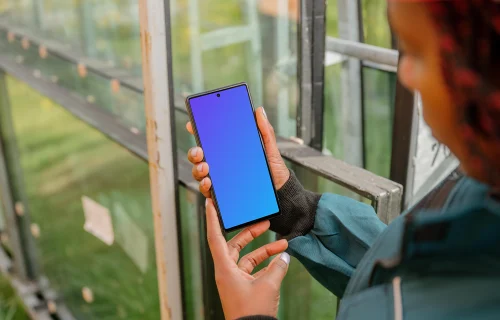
(138, 0, 183, 318)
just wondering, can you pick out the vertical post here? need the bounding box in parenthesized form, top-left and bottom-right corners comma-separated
(197, 194, 224, 320)
(0, 126, 28, 279)
(188, 0, 204, 93)
(0, 71, 39, 280)
(338, 0, 364, 167)
(297, 0, 326, 150)
(138, 0, 184, 319)
(310, 0, 326, 151)
(276, 0, 290, 136)
(245, 0, 264, 106)
(389, 62, 415, 208)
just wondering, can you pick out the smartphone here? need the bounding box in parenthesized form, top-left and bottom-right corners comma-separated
(185, 83, 281, 232)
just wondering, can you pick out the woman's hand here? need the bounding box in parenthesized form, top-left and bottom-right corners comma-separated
(205, 198, 290, 319)
(186, 107, 290, 198)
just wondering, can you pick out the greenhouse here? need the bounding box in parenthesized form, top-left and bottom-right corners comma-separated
(0, 0, 458, 319)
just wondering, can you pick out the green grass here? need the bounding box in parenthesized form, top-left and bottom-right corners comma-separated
(6, 77, 160, 320)
(0, 276, 30, 320)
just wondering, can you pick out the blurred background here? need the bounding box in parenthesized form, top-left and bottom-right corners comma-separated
(0, 0, 456, 319)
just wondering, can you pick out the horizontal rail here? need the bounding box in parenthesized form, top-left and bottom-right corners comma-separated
(200, 25, 254, 51)
(0, 20, 144, 94)
(326, 36, 399, 68)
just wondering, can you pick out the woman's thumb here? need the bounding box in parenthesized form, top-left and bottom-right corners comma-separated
(262, 252, 290, 285)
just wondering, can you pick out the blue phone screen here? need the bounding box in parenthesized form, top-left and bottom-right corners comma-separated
(188, 84, 279, 230)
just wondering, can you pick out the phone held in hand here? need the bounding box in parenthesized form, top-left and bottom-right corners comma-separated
(185, 83, 281, 232)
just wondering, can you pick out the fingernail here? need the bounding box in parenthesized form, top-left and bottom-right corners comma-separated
(280, 252, 290, 265)
(190, 148, 198, 158)
(205, 198, 210, 207)
(197, 164, 203, 172)
(262, 107, 267, 119)
(201, 178, 206, 186)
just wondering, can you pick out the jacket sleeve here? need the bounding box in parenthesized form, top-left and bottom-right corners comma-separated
(269, 171, 387, 298)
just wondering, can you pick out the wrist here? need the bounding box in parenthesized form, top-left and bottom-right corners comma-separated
(270, 170, 321, 239)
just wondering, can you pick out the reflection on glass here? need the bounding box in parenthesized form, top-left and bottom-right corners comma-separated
(363, 68, 395, 178)
(170, 0, 298, 137)
(0, 0, 142, 75)
(7, 77, 159, 319)
(0, 27, 146, 134)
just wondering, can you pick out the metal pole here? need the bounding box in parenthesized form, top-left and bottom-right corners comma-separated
(188, 0, 203, 93)
(138, 0, 183, 318)
(389, 60, 416, 208)
(297, 0, 326, 150)
(297, 0, 313, 145)
(310, 0, 326, 150)
(325, 37, 399, 68)
(197, 194, 224, 320)
(338, 0, 364, 168)
(276, 0, 290, 136)
(0, 71, 39, 280)
(0, 120, 28, 280)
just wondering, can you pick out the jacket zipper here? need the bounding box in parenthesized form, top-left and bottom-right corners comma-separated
(393, 276, 403, 320)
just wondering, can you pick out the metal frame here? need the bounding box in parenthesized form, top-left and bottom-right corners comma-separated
(337, 0, 365, 168)
(389, 61, 416, 208)
(138, 0, 183, 318)
(0, 70, 39, 281)
(297, 0, 327, 150)
(326, 37, 399, 68)
(0, 25, 404, 220)
(0, 107, 28, 280)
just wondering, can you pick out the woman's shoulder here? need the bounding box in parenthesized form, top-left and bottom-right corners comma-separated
(344, 174, 499, 296)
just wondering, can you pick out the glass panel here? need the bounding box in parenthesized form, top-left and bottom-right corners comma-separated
(0, 29, 146, 135)
(361, 0, 392, 48)
(363, 68, 396, 178)
(6, 77, 160, 319)
(170, 0, 298, 137)
(0, 0, 142, 76)
(322, 64, 343, 159)
(179, 186, 204, 320)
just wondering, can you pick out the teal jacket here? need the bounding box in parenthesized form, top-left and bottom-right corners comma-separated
(247, 172, 500, 320)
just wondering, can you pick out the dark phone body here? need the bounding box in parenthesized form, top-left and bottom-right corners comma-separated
(185, 83, 281, 232)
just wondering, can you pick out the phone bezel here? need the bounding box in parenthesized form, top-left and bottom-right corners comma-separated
(185, 82, 282, 233)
